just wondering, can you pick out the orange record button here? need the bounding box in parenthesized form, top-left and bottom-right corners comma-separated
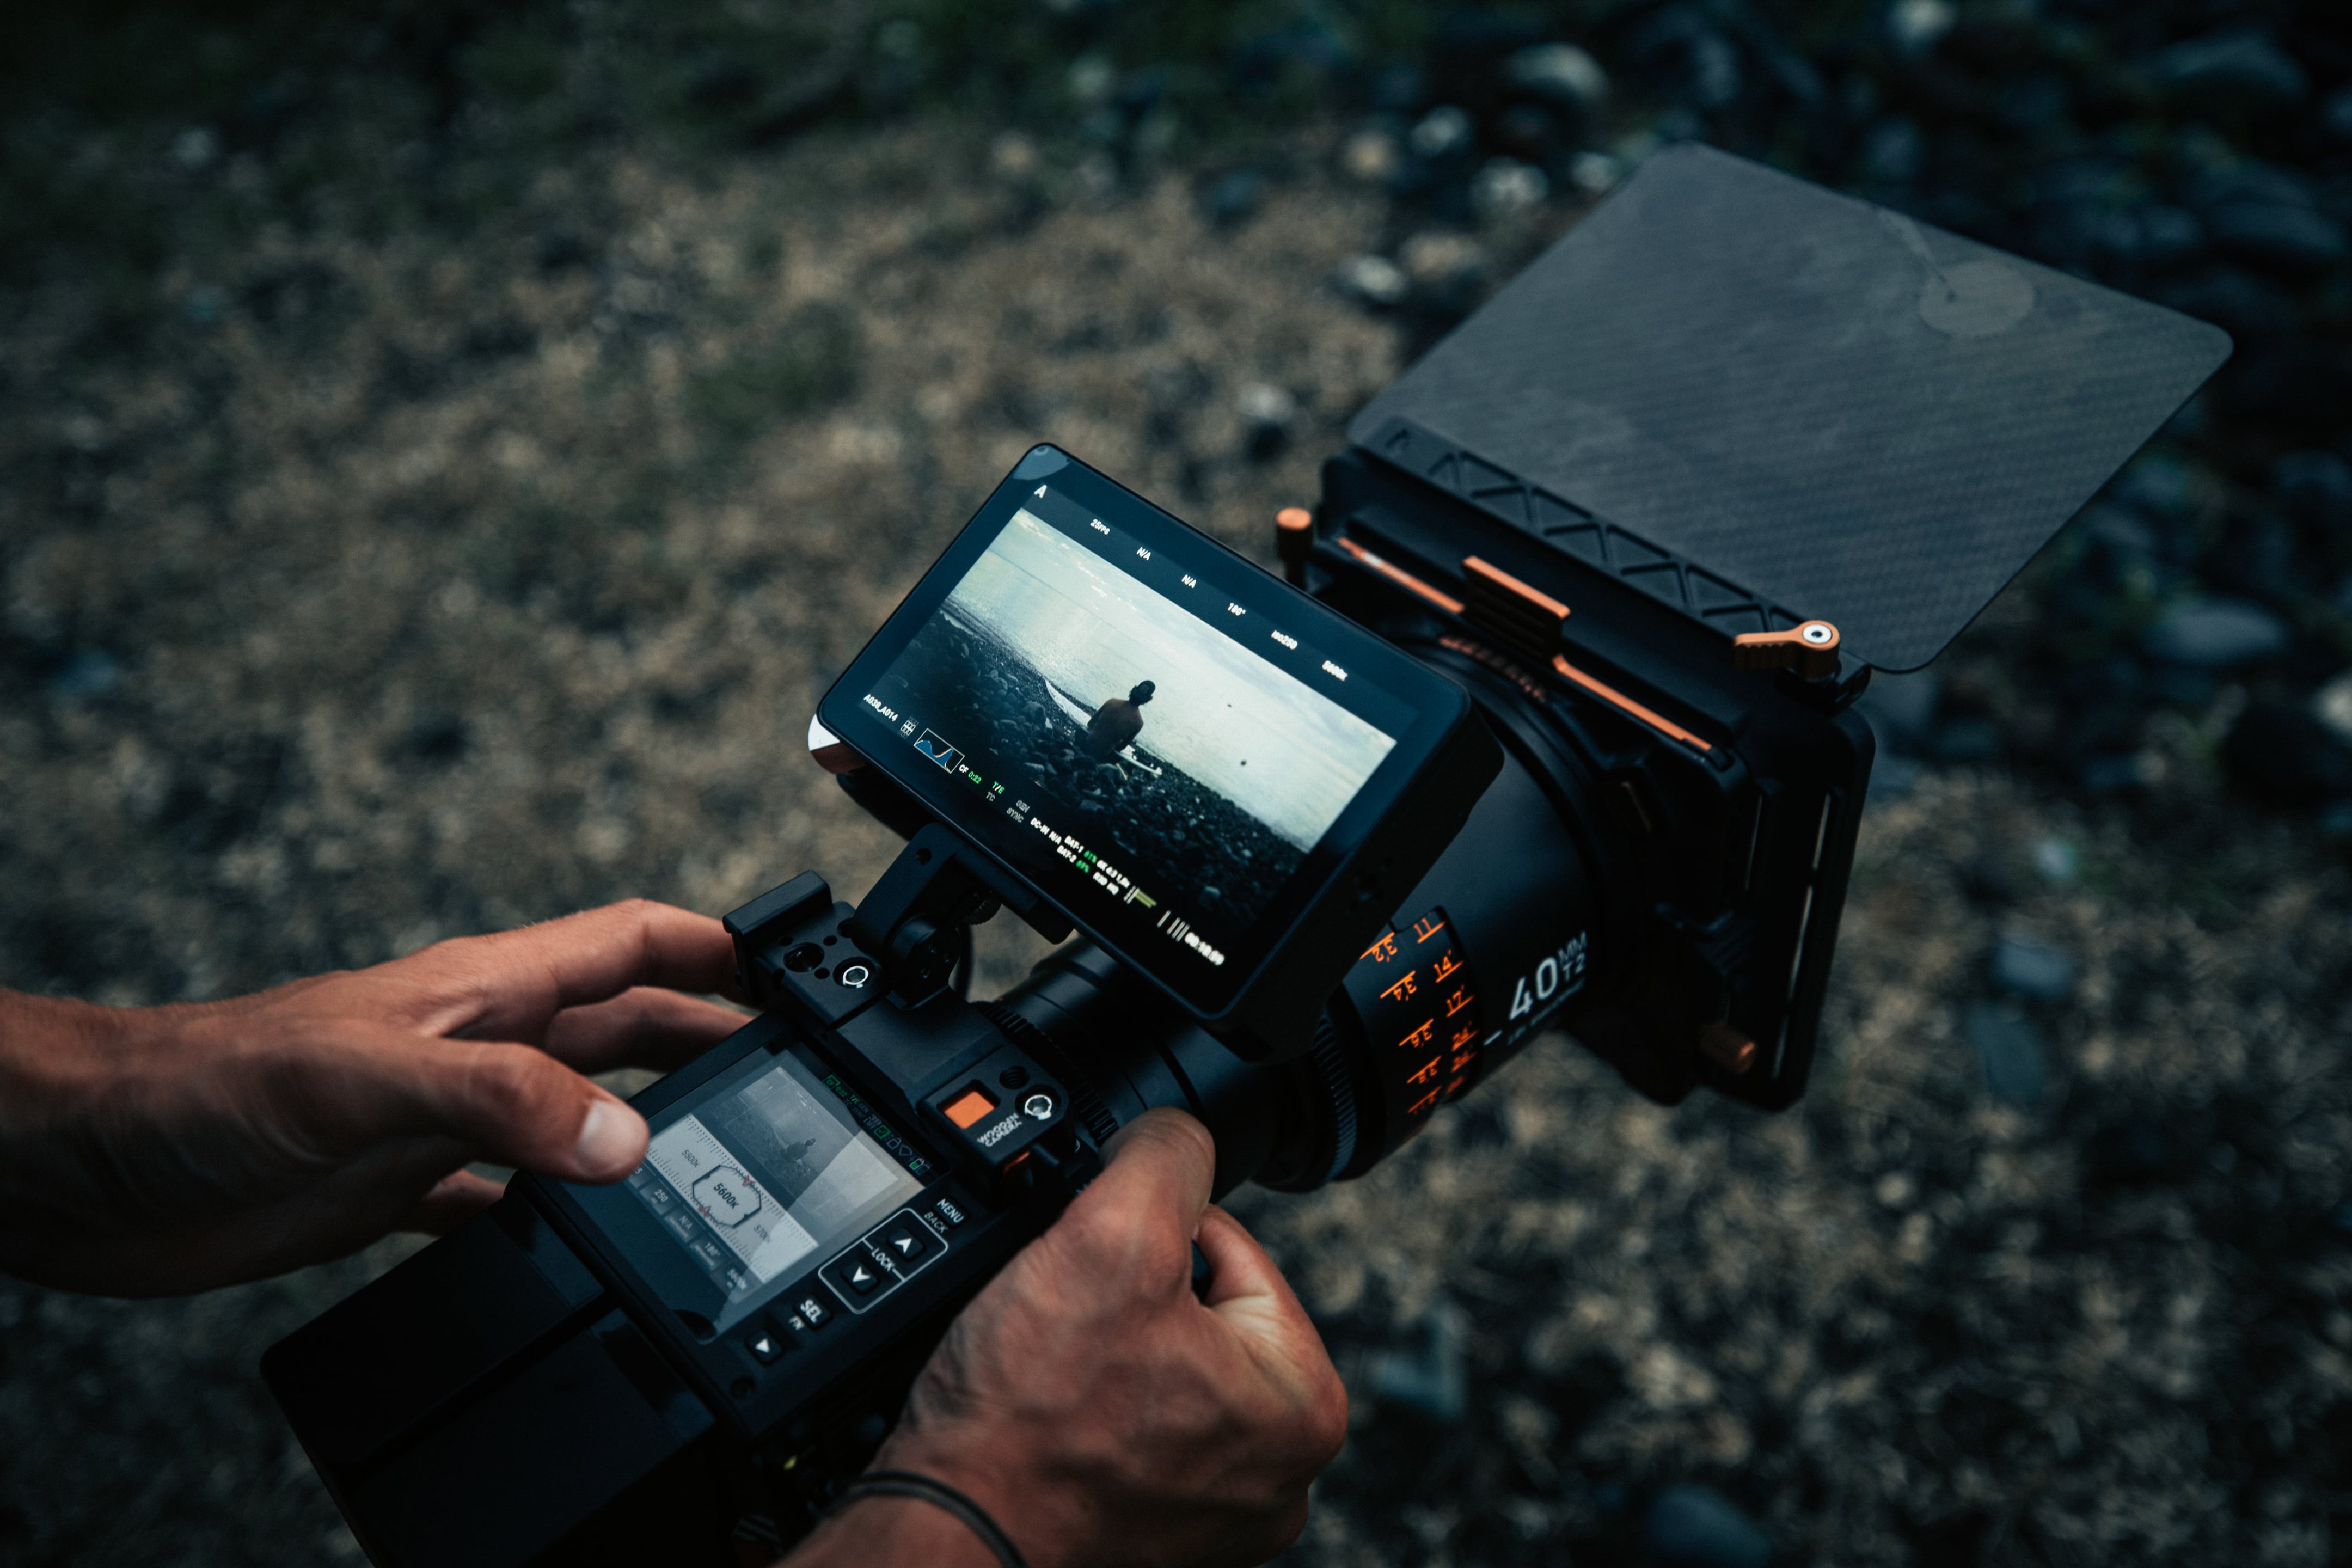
(942, 1087, 999, 1129)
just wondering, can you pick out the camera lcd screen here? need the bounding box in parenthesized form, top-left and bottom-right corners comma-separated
(620, 1050, 926, 1330)
(822, 451, 1456, 1016)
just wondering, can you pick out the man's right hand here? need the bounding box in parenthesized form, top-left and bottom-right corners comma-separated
(792, 1108, 1347, 1568)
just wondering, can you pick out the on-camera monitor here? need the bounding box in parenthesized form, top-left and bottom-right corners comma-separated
(823, 449, 1456, 1017)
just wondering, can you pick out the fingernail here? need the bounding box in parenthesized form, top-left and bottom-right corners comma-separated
(574, 1099, 646, 1177)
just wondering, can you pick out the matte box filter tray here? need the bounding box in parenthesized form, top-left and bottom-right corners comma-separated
(1351, 143, 2232, 673)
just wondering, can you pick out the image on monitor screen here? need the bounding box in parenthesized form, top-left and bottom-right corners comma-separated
(867, 506, 1395, 940)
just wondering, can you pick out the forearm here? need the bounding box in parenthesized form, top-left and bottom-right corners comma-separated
(779, 1495, 1004, 1568)
(0, 990, 120, 1208)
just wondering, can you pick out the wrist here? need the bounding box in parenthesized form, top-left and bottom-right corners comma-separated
(869, 1431, 1081, 1568)
(787, 1491, 1006, 1568)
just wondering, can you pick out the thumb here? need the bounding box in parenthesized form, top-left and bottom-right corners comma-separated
(327, 1028, 649, 1182)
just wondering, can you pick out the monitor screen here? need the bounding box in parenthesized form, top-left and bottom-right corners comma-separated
(841, 477, 1416, 999)
(623, 1051, 925, 1331)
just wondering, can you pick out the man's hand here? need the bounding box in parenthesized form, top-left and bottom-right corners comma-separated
(793, 1108, 1348, 1568)
(0, 899, 746, 1295)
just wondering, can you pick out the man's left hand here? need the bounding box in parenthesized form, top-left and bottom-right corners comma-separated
(0, 899, 745, 1294)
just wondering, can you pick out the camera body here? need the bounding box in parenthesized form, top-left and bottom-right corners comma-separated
(263, 144, 2230, 1567)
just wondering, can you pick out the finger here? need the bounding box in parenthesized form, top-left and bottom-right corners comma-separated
(396, 900, 742, 1040)
(541, 988, 750, 1073)
(1193, 1204, 1302, 1314)
(1051, 1108, 1216, 1287)
(3, 1135, 471, 1296)
(1195, 1210, 1349, 1468)
(323, 1027, 651, 1183)
(393, 1169, 506, 1234)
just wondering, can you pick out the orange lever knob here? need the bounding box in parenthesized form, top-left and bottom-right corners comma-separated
(1731, 620, 1841, 679)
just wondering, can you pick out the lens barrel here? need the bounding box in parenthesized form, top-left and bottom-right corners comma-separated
(987, 731, 1603, 1194)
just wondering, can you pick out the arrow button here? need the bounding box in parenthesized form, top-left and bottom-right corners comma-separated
(822, 1245, 899, 1308)
(878, 1215, 932, 1267)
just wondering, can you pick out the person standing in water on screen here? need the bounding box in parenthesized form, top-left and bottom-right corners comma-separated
(1085, 678, 1154, 759)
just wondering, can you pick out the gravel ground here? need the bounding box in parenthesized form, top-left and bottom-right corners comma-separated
(5, 21, 2352, 1568)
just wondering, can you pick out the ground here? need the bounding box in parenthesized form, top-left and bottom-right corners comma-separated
(3, 58, 2351, 1568)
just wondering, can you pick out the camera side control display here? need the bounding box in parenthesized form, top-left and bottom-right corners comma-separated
(819, 1208, 947, 1314)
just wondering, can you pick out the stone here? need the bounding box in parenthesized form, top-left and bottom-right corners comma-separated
(1966, 1003, 2048, 1110)
(2134, 204, 2207, 270)
(2080, 751, 2159, 795)
(1992, 935, 2074, 1002)
(1884, 0, 1955, 58)
(1506, 42, 1608, 109)
(2314, 672, 2352, 749)
(2205, 201, 2347, 275)
(1371, 1298, 1468, 1422)
(2140, 597, 2289, 669)
(1865, 754, 1919, 802)
(2154, 267, 2301, 346)
(2221, 701, 2352, 807)
(1863, 117, 1926, 185)
(171, 126, 220, 171)
(1066, 52, 1116, 106)
(1623, 9, 1743, 111)
(1493, 103, 1558, 158)
(534, 227, 591, 273)
(1368, 63, 1429, 114)
(2081, 501, 2155, 561)
(1340, 127, 1400, 185)
(47, 651, 119, 702)
(1399, 231, 1483, 286)
(2151, 30, 2310, 108)
(2033, 838, 2078, 883)
(1567, 150, 1625, 196)
(1334, 253, 1408, 306)
(1236, 383, 1295, 461)
(2274, 451, 2352, 525)
(1932, 718, 2004, 763)
(1407, 105, 1475, 161)
(1996, 75, 2069, 133)
(1471, 157, 1547, 218)
(1641, 1483, 1775, 1568)
(1203, 169, 1266, 227)
(2193, 163, 2320, 213)
(2114, 453, 2193, 518)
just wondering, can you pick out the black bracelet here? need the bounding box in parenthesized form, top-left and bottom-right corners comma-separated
(829, 1468, 1030, 1568)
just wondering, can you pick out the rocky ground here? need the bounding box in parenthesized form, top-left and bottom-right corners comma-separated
(3, 3, 2350, 1565)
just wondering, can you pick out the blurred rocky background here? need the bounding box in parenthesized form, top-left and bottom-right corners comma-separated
(2, 1, 2349, 1564)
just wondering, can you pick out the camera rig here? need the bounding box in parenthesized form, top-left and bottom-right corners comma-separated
(263, 144, 2228, 1567)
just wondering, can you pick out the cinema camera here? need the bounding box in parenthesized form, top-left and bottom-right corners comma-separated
(265, 146, 2228, 1566)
